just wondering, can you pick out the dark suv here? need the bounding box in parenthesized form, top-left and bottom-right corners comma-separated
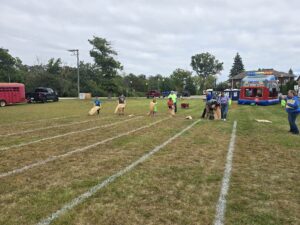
(26, 87, 59, 103)
(146, 90, 161, 98)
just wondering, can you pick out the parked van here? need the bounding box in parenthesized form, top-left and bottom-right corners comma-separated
(0, 83, 26, 107)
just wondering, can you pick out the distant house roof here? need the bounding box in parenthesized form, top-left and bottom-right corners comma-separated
(229, 69, 295, 80)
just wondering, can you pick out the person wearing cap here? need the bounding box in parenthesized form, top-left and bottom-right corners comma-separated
(168, 91, 177, 113)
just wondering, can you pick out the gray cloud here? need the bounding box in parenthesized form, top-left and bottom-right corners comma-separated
(1, 0, 300, 81)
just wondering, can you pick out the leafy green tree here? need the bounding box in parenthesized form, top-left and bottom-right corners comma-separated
(148, 74, 163, 91)
(0, 48, 16, 82)
(88, 36, 123, 97)
(216, 81, 229, 91)
(229, 53, 245, 78)
(46, 58, 62, 74)
(204, 75, 217, 89)
(191, 52, 223, 92)
(185, 76, 197, 95)
(170, 69, 191, 93)
(160, 77, 175, 92)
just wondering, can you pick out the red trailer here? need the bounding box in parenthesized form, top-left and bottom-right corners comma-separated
(0, 83, 26, 107)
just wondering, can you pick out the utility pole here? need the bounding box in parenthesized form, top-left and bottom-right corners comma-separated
(68, 49, 80, 98)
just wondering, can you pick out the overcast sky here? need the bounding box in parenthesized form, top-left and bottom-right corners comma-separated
(1, 0, 300, 81)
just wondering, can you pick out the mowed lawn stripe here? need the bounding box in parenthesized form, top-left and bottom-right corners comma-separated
(0, 118, 168, 178)
(0, 116, 141, 152)
(0, 116, 114, 137)
(0, 117, 160, 173)
(225, 105, 300, 225)
(1, 118, 191, 225)
(49, 119, 233, 225)
(3, 115, 79, 126)
(36, 119, 201, 225)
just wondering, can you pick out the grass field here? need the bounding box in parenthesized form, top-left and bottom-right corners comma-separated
(0, 98, 299, 225)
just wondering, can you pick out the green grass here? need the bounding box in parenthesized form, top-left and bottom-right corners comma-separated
(0, 98, 299, 225)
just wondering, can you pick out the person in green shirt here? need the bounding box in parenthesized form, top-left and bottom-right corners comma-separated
(168, 91, 177, 113)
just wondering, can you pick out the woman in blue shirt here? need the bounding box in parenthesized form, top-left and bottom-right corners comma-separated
(286, 90, 300, 135)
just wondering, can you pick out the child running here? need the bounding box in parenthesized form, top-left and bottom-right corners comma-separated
(148, 98, 157, 117)
(114, 94, 126, 115)
(88, 96, 101, 116)
(167, 97, 175, 117)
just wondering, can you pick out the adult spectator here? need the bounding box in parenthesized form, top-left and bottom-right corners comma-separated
(201, 91, 212, 118)
(168, 91, 177, 113)
(286, 90, 300, 135)
(218, 92, 230, 121)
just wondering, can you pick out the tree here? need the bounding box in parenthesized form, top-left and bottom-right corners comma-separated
(185, 76, 197, 95)
(216, 81, 229, 91)
(88, 36, 123, 97)
(191, 52, 223, 92)
(46, 58, 62, 74)
(0, 48, 16, 82)
(160, 77, 175, 92)
(288, 68, 294, 75)
(170, 69, 190, 92)
(229, 53, 245, 78)
(170, 68, 195, 94)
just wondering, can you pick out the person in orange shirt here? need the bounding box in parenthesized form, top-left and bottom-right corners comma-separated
(167, 97, 175, 117)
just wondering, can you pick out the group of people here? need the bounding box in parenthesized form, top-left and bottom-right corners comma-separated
(88, 89, 300, 136)
(89, 94, 126, 116)
(148, 91, 177, 117)
(201, 91, 230, 121)
(89, 91, 179, 118)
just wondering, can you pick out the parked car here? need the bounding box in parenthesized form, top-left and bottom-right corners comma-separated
(146, 90, 161, 98)
(162, 91, 171, 98)
(26, 87, 59, 103)
(0, 83, 26, 107)
(182, 90, 191, 97)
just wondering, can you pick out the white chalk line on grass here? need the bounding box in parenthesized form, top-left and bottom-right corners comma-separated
(0, 116, 141, 152)
(0, 118, 168, 179)
(36, 119, 201, 225)
(213, 120, 237, 225)
(0, 116, 113, 137)
(4, 116, 79, 126)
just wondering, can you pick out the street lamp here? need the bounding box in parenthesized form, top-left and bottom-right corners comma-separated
(68, 49, 80, 98)
(130, 80, 133, 96)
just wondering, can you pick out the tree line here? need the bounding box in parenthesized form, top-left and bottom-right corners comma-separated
(0, 36, 254, 97)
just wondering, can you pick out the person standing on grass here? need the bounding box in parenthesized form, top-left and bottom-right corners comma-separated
(168, 91, 177, 113)
(167, 97, 175, 117)
(218, 91, 230, 121)
(286, 90, 300, 135)
(201, 91, 212, 118)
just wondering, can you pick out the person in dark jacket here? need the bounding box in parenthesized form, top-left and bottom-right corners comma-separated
(286, 90, 300, 135)
(201, 91, 212, 118)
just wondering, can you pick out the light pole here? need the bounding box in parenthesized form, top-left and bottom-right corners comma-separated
(68, 49, 80, 98)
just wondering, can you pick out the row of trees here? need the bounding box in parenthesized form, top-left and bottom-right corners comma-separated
(0, 36, 259, 97)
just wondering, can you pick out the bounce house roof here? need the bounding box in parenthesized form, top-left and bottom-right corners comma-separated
(242, 74, 276, 82)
